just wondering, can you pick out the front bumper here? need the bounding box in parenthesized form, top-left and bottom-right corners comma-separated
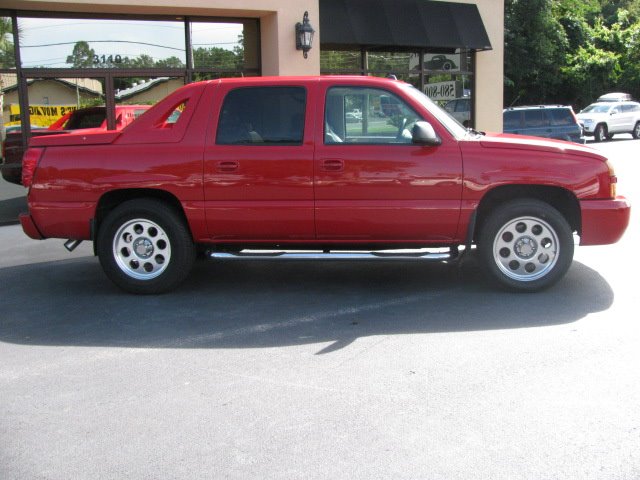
(578, 121, 595, 135)
(580, 197, 631, 245)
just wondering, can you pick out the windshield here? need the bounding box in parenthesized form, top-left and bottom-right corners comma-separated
(401, 84, 469, 139)
(581, 104, 612, 114)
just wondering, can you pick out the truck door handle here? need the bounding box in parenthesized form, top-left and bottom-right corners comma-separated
(322, 159, 344, 171)
(217, 160, 239, 172)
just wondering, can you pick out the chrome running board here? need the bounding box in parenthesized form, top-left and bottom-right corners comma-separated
(208, 248, 457, 262)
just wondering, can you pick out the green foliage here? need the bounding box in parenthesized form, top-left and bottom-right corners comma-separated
(0, 17, 16, 69)
(65, 41, 95, 68)
(504, 0, 568, 105)
(505, 1, 640, 108)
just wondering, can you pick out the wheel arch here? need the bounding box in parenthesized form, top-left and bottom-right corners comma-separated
(94, 188, 188, 242)
(474, 185, 581, 241)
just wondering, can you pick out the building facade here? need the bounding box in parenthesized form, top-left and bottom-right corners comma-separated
(1, 0, 503, 139)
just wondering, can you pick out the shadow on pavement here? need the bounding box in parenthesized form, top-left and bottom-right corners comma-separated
(0, 254, 614, 353)
(0, 196, 26, 226)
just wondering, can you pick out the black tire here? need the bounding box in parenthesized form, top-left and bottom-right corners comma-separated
(478, 199, 574, 292)
(633, 121, 640, 140)
(97, 199, 196, 294)
(594, 123, 608, 142)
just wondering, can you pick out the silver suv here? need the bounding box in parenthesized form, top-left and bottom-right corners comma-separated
(576, 101, 640, 142)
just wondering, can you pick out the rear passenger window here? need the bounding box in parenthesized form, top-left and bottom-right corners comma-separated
(503, 111, 520, 129)
(523, 110, 549, 127)
(217, 87, 306, 145)
(549, 109, 574, 126)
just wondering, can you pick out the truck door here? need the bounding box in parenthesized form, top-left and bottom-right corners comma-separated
(203, 83, 315, 241)
(314, 85, 463, 242)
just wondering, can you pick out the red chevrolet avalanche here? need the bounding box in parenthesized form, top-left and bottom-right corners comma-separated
(19, 76, 630, 294)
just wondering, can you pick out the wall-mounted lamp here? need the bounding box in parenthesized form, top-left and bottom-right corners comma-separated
(295, 11, 315, 59)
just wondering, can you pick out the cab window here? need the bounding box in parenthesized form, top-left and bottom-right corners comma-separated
(325, 87, 420, 144)
(216, 87, 306, 145)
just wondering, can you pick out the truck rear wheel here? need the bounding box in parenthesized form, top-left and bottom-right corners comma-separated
(478, 199, 574, 292)
(97, 199, 195, 294)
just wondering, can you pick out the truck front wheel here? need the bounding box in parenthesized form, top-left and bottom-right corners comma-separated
(97, 199, 196, 294)
(478, 199, 574, 292)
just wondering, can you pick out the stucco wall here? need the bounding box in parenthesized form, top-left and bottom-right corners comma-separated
(440, 0, 504, 132)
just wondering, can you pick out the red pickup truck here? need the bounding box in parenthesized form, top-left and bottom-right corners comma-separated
(19, 76, 630, 294)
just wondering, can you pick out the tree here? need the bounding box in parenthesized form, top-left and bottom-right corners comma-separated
(504, 0, 568, 106)
(0, 16, 16, 69)
(155, 56, 184, 68)
(561, 8, 640, 106)
(504, 0, 640, 108)
(131, 54, 155, 69)
(66, 41, 95, 68)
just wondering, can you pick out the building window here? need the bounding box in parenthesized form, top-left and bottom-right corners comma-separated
(321, 47, 475, 127)
(1, 11, 261, 151)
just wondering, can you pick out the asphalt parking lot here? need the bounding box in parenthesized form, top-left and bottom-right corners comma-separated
(1, 137, 639, 479)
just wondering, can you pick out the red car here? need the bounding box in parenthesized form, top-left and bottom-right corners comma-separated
(19, 76, 630, 294)
(1, 104, 150, 185)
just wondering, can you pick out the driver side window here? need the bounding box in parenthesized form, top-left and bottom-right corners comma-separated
(325, 87, 420, 144)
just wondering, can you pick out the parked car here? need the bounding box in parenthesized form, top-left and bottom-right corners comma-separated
(503, 105, 584, 143)
(345, 110, 362, 122)
(3, 124, 47, 135)
(443, 97, 471, 127)
(19, 76, 629, 294)
(576, 101, 640, 142)
(597, 92, 633, 102)
(1, 105, 151, 185)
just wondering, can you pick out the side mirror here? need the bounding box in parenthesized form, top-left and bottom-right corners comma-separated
(610, 109, 619, 115)
(412, 121, 442, 146)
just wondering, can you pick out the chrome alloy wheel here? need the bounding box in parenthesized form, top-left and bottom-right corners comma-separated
(492, 216, 559, 282)
(112, 218, 172, 280)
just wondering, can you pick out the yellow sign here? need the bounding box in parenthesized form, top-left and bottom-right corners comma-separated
(9, 104, 78, 127)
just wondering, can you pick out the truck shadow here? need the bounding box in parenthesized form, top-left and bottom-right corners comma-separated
(0, 255, 614, 354)
(0, 196, 26, 226)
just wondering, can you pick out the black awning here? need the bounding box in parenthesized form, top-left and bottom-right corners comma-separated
(319, 0, 492, 51)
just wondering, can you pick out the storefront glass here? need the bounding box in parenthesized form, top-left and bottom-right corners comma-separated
(18, 17, 187, 69)
(1, 12, 260, 144)
(190, 20, 259, 74)
(321, 47, 475, 127)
